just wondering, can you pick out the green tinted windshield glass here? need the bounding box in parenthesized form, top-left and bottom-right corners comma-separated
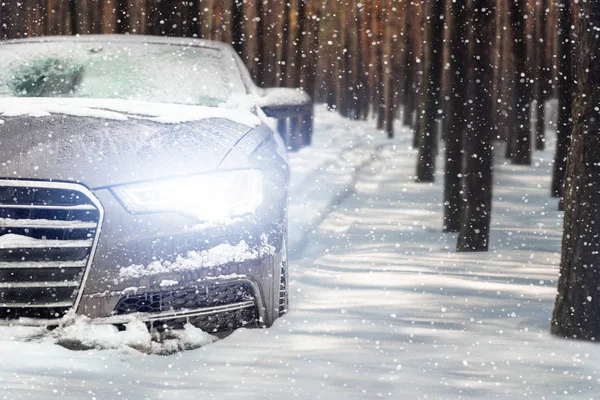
(0, 41, 246, 106)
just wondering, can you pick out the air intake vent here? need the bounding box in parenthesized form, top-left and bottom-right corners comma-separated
(114, 282, 257, 332)
(0, 180, 103, 320)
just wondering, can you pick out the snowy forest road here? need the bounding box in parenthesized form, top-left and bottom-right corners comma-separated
(1, 109, 600, 399)
(282, 121, 600, 399)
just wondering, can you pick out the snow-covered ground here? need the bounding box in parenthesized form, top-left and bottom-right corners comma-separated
(2, 106, 600, 399)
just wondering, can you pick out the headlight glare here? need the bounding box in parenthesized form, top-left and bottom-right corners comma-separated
(111, 170, 263, 221)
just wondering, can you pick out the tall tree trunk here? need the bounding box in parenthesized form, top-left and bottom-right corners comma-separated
(254, 0, 265, 86)
(491, 0, 504, 141)
(0, 2, 9, 39)
(333, 0, 349, 116)
(501, 0, 517, 159)
(534, 0, 548, 150)
(443, 0, 468, 233)
(551, 0, 573, 204)
(456, 0, 494, 252)
(231, 0, 243, 53)
(413, 2, 426, 147)
(415, 0, 444, 182)
(509, 0, 533, 165)
(274, 1, 290, 87)
(241, 0, 259, 81)
(116, 0, 129, 33)
(358, 1, 371, 119)
(46, 0, 71, 35)
(551, 0, 600, 341)
(68, 0, 78, 34)
(346, 0, 360, 119)
(129, 0, 149, 35)
(298, 0, 320, 146)
(374, 3, 385, 128)
(382, 0, 397, 137)
(401, 10, 414, 128)
(260, 0, 280, 88)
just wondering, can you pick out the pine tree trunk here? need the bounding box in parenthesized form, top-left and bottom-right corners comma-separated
(333, 0, 349, 117)
(100, 0, 118, 34)
(501, 0, 517, 159)
(358, 1, 371, 119)
(231, 0, 243, 53)
(509, 0, 532, 165)
(0, 3, 8, 39)
(415, 0, 444, 182)
(534, 0, 548, 151)
(272, 1, 288, 86)
(373, 3, 385, 129)
(456, 0, 494, 252)
(382, 0, 397, 137)
(443, 0, 468, 233)
(551, 0, 600, 340)
(116, 0, 129, 33)
(254, 0, 265, 86)
(413, 3, 426, 147)
(401, 9, 414, 128)
(491, 0, 504, 141)
(67, 0, 78, 34)
(551, 0, 573, 202)
(128, 0, 148, 35)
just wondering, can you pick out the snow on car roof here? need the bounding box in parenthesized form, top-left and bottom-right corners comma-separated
(0, 34, 232, 51)
(0, 97, 261, 126)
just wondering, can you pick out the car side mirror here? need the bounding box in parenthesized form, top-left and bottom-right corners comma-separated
(257, 88, 312, 119)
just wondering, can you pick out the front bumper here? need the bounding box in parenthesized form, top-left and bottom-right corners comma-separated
(79, 253, 283, 331)
(75, 188, 286, 330)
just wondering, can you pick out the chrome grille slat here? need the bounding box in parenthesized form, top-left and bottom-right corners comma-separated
(0, 204, 96, 211)
(0, 260, 88, 269)
(0, 281, 80, 288)
(0, 218, 97, 229)
(0, 180, 103, 320)
(0, 236, 93, 249)
(0, 301, 73, 308)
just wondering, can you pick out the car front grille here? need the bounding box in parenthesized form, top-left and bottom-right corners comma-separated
(0, 180, 103, 320)
(114, 281, 258, 332)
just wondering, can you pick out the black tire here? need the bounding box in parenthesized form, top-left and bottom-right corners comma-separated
(278, 233, 289, 317)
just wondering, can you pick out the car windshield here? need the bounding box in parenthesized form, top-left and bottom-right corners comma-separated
(0, 41, 247, 106)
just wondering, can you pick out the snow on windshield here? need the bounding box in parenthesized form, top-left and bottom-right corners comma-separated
(0, 41, 247, 106)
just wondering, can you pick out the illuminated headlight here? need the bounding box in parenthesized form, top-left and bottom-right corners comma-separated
(111, 170, 263, 221)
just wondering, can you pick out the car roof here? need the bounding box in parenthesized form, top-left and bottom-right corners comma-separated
(0, 34, 233, 52)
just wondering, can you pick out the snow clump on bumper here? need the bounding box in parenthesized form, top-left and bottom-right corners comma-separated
(117, 235, 276, 281)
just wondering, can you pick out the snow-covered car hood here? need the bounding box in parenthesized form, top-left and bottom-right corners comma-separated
(0, 98, 263, 188)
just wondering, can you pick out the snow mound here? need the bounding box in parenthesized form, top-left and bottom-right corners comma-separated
(54, 316, 216, 355)
(0, 325, 47, 341)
